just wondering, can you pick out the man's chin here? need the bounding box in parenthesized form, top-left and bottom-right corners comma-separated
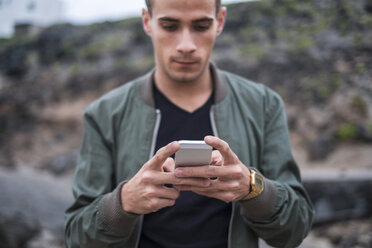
(166, 64, 208, 83)
(168, 72, 202, 83)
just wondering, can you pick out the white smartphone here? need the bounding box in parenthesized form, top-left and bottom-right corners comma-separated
(175, 140, 212, 167)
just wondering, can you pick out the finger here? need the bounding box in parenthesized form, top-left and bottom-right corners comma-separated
(162, 157, 175, 172)
(149, 171, 211, 187)
(175, 164, 243, 179)
(177, 179, 240, 192)
(210, 150, 223, 166)
(204, 136, 239, 165)
(147, 198, 177, 213)
(153, 185, 180, 200)
(146, 141, 180, 170)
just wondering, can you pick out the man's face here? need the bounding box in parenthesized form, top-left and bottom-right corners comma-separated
(143, 0, 226, 83)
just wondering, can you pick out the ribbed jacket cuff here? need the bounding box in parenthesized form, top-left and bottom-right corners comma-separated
(239, 174, 277, 220)
(99, 181, 139, 236)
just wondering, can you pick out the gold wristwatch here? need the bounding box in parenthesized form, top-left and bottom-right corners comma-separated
(242, 169, 264, 201)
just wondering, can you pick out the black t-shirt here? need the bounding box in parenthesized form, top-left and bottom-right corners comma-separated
(138, 83, 232, 248)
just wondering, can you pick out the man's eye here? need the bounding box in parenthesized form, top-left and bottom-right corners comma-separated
(194, 24, 211, 32)
(162, 24, 178, 32)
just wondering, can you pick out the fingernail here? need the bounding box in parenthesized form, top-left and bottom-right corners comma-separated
(172, 141, 180, 149)
(204, 179, 211, 186)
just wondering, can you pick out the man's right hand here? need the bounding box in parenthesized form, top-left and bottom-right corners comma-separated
(121, 141, 211, 214)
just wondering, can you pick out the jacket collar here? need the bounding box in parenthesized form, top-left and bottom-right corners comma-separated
(139, 62, 228, 108)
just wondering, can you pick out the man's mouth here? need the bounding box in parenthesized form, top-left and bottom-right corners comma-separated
(173, 59, 198, 65)
(172, 58, 199, 65)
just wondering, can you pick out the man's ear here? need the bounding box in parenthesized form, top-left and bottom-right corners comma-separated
(216, 7, 226, 36)
(142, 8, 152, 36)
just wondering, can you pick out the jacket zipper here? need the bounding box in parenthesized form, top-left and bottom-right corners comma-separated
(149, 109, 162, 160)
(210, 106, 219, 137)
(135, 109, 161, 248)
(227, 204, 235, 248)
(210, 106, 234, 248)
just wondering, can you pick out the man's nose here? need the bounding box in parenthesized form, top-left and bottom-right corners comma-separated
(176, 30, 196, 54)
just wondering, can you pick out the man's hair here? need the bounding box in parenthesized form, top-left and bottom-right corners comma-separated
(145, 0, 221, 16)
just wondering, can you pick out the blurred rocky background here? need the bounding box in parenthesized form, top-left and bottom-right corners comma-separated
(0, 0, 371, 247)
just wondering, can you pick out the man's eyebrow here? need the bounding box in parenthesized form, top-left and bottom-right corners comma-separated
(192, 17, 214, 23)
(158, 17, 214, 23)
(158, 17, 180, 23)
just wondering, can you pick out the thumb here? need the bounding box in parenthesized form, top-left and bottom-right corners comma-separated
(146, 141, 180, 171)
(210, 150, 223, 166)
(162, 157, 176, 172)
(204, 136, 239, 165)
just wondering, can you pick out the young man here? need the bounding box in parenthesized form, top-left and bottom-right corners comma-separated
(65, 0, 314, 247)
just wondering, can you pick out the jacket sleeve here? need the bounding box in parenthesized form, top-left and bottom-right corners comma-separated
(64, 108, 140, 248)
(239, 89, 314, 248)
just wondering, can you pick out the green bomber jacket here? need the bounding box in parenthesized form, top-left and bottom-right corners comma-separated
(64, 63, 314, 248)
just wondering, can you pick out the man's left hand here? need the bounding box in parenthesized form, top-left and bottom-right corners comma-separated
(174, 136, 251, 203)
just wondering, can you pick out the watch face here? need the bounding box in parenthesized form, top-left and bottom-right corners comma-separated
(256, 177, 263, 187)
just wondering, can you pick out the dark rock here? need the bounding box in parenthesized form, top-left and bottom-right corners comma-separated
(366, 2, 372, 13)
(340, 234, 359, 248)
(36, 24, 88, 65)
(0, 211, 41, 248)
(0, 167, 74, 246)
(43, 150, 79, 176)
(0, 43, 33, 78)
(287, 115, 297, 130)
(308, 135, 336, 160)
(357, 125, 372, 143)
(303, 172, 372, 224)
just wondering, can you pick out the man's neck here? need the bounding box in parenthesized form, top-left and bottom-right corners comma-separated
(154, 66, 213, 113)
